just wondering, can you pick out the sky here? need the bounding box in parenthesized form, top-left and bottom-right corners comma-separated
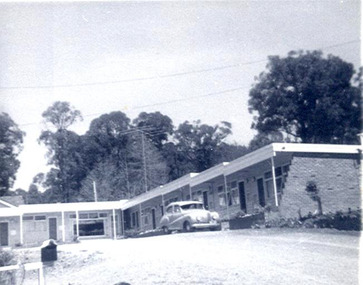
(0, 1, 361, 191)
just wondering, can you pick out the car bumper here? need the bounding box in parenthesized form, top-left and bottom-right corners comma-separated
(192, 221, 221, 229)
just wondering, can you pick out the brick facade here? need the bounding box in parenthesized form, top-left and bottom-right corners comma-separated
(279, 154, 361, 218)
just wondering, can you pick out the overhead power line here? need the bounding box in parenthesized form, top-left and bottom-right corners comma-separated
(17, 86, 247, 128)
(0, 39, 359, 90)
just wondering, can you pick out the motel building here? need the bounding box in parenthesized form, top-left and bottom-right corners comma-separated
(0, 143, 361, 247)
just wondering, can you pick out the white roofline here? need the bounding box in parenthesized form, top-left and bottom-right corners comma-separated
(121, 173, 197, 210)
(190, 162, 229, 187)
(18, 200, 128, 214)
(0, 208, 21, 217)
(272, 143, 362, 154)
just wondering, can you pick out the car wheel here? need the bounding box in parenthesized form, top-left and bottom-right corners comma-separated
(162, 226, 170, 234)
(184, 221, 194, 232)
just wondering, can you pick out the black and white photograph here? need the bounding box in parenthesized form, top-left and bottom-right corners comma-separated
(0, 1, 361, 284)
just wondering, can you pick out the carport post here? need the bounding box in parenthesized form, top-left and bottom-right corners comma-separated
(121, 210, 125, 236)
(19, 213, 23, 245)
(271, 156, 279, 207)
(223, 174, 230, 220)
(189, 184, 192, 200)
(139, 203, 142, 229)
(112, 209, 117, 240)
(61, 210, 65, 242)
(75, 210, 79, 237)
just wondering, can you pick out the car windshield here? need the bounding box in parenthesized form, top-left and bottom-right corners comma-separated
(180, 203, 204, 210)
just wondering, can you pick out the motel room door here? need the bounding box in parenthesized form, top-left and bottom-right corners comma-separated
(49, 218, 57, 240)
(151, 209, 156, 230)
(203, 191, 209, 210)
(238, 181, 247, 212)
(0, 222, 9, 246)
(257, 178, 266, 207)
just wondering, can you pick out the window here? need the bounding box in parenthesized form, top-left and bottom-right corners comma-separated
(218, 185, 226, 207)
(264, 164, 289, 197)
(166, 206, 173, 214)
(23, 216, 34, 221)
(99, 213, 107, 218)
(74, 220, 105, 236)
(192, 191, 203, 202)
(230, 189, 240, 206)
(174, 205, 181, 213)
(89, 213, 98, 219)
(34, 216, 46, 221)
(228, 181, 239, 206)
(131, 211, 139, 228)
(69, 214, 76, 219)
(79, 213, 88, 219)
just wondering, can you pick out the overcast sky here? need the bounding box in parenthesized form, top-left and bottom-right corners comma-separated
(0, 1, 361, 191)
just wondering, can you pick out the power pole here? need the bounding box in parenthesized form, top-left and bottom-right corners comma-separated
(140, 130, 148, 193)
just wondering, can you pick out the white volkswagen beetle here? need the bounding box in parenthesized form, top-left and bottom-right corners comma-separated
(159, 201, 221, 233)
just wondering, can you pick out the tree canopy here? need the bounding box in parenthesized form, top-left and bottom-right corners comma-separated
(0, 113, 24, 196)
(248, 50, 361, 144)
(39, 102, 84, 202)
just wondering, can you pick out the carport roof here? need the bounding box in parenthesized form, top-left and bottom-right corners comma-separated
(17, 200, 128, 214)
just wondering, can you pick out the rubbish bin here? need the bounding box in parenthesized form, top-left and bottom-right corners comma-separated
(41, 239, 57, 263)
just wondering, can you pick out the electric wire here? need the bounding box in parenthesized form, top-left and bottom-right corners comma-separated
(0, 39, 359, 90)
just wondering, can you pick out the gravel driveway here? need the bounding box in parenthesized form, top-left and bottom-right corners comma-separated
(20, 228, 360, 285)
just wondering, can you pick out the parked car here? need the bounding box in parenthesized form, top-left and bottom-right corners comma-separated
(159, 201, 221, 233)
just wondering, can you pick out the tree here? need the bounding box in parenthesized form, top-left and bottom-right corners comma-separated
(39, 102, 83, 202)
(133, 112, 174, 150)
(174, 120, 233, 173)
(85, 111, 131, 166)
(0, 113, 24, 196)
(248, 50, 361, 144)
(305, 180, 323, 215)
(248, 131, 285, 151)
(214, 142, 249, 163)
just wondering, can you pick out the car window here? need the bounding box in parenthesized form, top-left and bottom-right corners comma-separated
(174, 205, 181, 213)
(166, 206, 173, 214)
(181, 203, 204, 210)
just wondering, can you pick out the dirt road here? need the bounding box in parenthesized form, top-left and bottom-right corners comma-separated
(21, 228, 360, 285)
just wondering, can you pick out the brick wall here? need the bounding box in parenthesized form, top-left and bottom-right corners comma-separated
(279, 154, 361, 218)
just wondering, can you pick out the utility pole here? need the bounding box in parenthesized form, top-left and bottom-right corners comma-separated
(140, 130, 148, 193)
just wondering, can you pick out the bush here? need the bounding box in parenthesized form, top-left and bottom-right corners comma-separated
(0, 248, 18, 285)
(301, 209, 361, 231)
(266, 208, 361, 231)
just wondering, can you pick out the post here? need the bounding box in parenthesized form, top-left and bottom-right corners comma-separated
(38, 264, 44, 285)
(112, 209, 117, 240)
(139, 203, 142, 229)
(271, 157, 279, 207)
(61, 210, 65, 242)
(161, 194, 165, 215)
(19, 214, 23, 245)
(141, 131, 148, 193)
(93, 181, 98, 202)
(75, 210, 79, 237)
(223, 174, 230, 220)
(189, 185, 192, 200)
(121, 210, 125, 236)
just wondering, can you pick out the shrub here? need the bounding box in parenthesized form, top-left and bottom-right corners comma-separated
(0, 248, 18, 285)
(300, 209, 361, 231)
